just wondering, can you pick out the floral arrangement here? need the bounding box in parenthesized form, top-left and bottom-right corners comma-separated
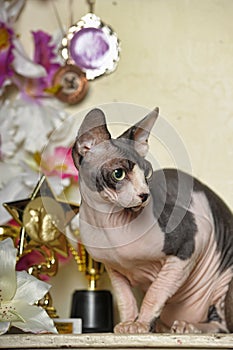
(0, 0, 79, 225)
(0, 237, 58, 334)
(0, 0, 61, 99)
(0, 1, 80, 279)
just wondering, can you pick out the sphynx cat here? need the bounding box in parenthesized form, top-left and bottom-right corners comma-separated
(72, 107, 233, 333)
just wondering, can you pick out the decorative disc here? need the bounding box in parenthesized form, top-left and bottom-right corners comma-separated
(53, 64, 88, 105)
(60, 13, 120, 80)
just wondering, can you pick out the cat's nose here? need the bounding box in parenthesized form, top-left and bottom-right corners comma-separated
(139, 193, 149, 203)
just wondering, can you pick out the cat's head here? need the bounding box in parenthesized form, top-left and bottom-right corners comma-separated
(72, 107, 159, 211)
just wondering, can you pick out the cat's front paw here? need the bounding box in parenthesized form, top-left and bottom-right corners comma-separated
(171, 320, 202, 334)
(114, 321, 149, 334)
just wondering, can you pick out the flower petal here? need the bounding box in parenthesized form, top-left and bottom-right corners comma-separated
(32, 30, 60, 70)
(0, 238, 17, 301)
(12, 39, 47, 78)
(0, 99, 24, 160)
(0, 300, 25, 323)
(11, 301, 58, 334)
(0, 24, 14, 88)
(14, 271, 51, 305)
(5, 0, 25, 23)
(11, 102, 66, 153)
(0, 321, 10, 335)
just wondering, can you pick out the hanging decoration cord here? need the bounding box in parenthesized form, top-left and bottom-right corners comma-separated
(87, 0, 95, 13)
(51, 0, 74, 33)
(69, 0, 74, 26)
(51, 0, 66, 36)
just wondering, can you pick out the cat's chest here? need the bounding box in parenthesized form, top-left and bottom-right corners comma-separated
(79, 200, 166, 267)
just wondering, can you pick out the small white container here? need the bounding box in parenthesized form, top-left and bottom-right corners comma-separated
(54, 318, 82, 334)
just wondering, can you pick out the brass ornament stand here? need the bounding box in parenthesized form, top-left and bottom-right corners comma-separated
(69, 240, 105, 290)
(69, 230, 113, 333)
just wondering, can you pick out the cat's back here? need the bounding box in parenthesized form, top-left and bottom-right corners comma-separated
(150, 168, 233, 271)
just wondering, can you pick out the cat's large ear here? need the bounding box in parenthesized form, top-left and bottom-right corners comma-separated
(118, 107, 159, 157)
(72, 108, 111, 168)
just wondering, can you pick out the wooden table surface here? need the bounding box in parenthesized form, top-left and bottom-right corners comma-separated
(0, 333, 233, 350)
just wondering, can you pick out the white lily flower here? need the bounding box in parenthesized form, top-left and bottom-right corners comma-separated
(0, 95, 69, 162)
(12, 99, 67, 153)
(0, 238, 58, 335)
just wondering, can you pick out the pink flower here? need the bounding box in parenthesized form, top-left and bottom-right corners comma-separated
(0, 22, 14, 88)
(31, 30, 61, 93)
(13, 30, 61, 100)
(42, 147, 79, 181)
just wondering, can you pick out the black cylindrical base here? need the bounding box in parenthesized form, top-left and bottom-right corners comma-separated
(70, 290, 113, 333)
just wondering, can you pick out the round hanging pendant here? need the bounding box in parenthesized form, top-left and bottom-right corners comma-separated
(60, 13, 120, 80)
(52, 64, 88, 104)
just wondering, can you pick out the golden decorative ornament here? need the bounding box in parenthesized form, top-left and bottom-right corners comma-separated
(23, 197, 65, 243)
(0, 225, 20, 244)
(3, 175, 79, 256)
(3, 175, 80, 318)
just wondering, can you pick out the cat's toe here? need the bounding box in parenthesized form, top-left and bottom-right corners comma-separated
(171, 320, 202, 334)
(114, 321, 149, 334)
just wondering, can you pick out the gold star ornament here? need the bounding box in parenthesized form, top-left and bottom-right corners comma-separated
(3, 175, 79, 260)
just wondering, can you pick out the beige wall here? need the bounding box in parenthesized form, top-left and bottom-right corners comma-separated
(16, 0, 233, 320)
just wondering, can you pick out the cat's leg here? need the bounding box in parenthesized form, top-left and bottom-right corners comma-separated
(171, 302, 229, 334)
(113, 257, 187, 334)
(105, 266, 140, 333)
(171, 320, 226, 333)
(170, 277, 233, 334)
(132, 256, 195, 333)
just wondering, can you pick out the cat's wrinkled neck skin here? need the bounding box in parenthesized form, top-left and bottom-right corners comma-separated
(79, 176, 144, 229)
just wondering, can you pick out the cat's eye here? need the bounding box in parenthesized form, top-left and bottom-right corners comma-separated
(112, 168, 126, 181)
(145, 168, 153, 179)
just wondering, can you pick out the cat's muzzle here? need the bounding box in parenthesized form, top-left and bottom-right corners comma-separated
(130, 194, 150, 212)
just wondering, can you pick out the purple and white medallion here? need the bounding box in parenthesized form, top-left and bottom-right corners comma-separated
(61, 13, 120, 80)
